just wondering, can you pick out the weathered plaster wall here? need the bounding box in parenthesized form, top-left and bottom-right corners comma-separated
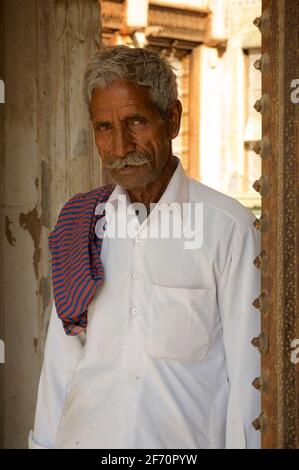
(1, 0, 101, 448)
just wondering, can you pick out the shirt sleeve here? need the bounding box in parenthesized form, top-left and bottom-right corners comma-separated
(217, 221, 261, 449)
(28, 302, 85, 449)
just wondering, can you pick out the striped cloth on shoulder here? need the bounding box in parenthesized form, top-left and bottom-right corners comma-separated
(48, 183, 115, 336)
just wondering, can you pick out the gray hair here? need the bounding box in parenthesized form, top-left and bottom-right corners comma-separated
(83, 45, 178, 116)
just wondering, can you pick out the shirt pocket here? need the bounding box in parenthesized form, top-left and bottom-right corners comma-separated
(147, 285, 217, 362)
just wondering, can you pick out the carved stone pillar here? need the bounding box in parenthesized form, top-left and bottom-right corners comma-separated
(1, 0, 101, 448)
(252, 0, 299, 448)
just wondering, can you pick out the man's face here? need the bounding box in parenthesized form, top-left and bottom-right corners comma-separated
(90, 80, 179, 190)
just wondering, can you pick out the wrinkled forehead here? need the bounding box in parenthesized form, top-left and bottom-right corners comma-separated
(90, 80, 161, 120)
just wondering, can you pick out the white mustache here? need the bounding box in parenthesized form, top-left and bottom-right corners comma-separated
(104, 153, 150, 170)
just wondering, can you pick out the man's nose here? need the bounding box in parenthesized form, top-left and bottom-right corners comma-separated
(113, 124, 135, 158)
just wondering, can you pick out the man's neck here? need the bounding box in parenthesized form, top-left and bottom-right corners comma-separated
(127, 156, 178, 211)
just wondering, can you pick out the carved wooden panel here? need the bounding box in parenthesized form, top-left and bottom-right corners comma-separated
(148, 4, 209, 45)
(252, 0, 299, 448)
(101, 1, 210, 49)
(101, 0, 125, 32)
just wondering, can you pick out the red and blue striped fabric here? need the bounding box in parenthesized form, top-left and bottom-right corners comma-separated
(48, 184, 115, 336)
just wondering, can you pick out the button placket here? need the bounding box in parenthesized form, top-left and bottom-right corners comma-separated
(125, 229, 146, 354)
(131, 307, 138, 316)
(132, 272, 140, 280)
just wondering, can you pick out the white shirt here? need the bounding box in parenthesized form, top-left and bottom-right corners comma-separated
(29, 157, 261, 449)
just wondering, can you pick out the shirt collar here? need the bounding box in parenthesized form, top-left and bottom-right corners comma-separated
(103, 156, 189, 210)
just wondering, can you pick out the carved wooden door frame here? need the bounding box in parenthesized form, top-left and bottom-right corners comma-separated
(252, 0, 299, 448)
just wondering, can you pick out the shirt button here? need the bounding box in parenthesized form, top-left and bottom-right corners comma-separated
(132, 272, 140, 280)
(135, 236, 142, 244)
(131, 307, 138, 315)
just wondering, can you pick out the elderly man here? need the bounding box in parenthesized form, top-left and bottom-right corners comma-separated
(29, 46, 261, 449)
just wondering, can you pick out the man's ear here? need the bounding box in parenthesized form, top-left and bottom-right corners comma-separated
(167, 99, 182, 140)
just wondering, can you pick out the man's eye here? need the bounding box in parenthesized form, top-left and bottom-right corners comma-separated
(95, 123, 111, 132)
(128, 118, 145, 127)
